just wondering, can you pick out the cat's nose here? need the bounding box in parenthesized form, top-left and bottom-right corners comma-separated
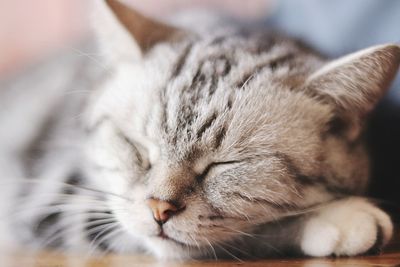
(146, 198, 184, 225)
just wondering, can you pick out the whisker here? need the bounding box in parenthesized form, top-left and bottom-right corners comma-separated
(0, 179, 132, 201)
(40, 217, 116, 248)
(70, 48, 109, 71)
(95, 227, 126, 258)
(87, 223, 120, 256)
(214, 243, 243, 263)
(202, 237, 218, 261)
(218, 240, 254, 259)
(7, 202, 111, 220)
(220, 225, 255, 238)
(13, 193, 109, 204)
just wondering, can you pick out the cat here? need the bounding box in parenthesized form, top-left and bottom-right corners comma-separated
(0, 0, 399, 260)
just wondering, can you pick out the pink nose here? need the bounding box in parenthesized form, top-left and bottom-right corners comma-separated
(146, 198, 183, 224)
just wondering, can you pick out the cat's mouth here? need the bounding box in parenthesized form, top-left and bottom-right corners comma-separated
(157, 229, 169, 239)
(156, 229, 188, 247)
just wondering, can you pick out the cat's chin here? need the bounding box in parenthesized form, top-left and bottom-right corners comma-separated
(144, 236, 203, 260)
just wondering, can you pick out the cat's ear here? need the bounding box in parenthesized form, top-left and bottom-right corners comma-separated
(93, 0, 183, 62)
(306, 44, 400, 139)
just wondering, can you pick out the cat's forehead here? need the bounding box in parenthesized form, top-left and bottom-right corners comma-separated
(150, 33, 330, 163)
(96, 31, 329, 165)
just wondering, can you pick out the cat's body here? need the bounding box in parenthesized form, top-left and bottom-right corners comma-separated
(0, 0, 399, 260)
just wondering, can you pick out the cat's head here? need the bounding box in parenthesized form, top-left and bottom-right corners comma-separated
(84, 0, 400, 259)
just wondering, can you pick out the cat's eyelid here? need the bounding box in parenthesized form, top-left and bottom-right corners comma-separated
(115, 128, 153, 170)
(212, 160, 241, 166)
(114, 125, 149, 156)
(117, 130, 144, 153)
(196, 160, 240, 182)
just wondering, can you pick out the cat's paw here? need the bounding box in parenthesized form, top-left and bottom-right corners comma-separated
(300, 197, 393, 257)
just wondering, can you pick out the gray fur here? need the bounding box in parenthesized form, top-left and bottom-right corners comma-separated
(0, 0, 399, 260)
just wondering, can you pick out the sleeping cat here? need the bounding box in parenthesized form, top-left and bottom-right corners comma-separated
(0, 0, 399, 260)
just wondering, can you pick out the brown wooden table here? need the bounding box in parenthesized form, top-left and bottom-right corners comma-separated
(2, 249, 400, 267)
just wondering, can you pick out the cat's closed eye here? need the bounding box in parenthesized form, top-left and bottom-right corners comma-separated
(119, 132, 152, 171)
(3, 0, 398, 261)
(195, 160, 240, 182)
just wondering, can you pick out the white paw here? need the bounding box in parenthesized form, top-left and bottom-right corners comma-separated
(301, 197, 393, 257)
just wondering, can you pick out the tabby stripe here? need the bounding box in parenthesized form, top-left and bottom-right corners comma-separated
(196, 113, 217, 140)
(236, 72, 254, 89)
(213, 55, 232, 77)
(172, 61, 206, 130)
(210, 35, 227, 46)
(235, 61, 272, 89)
(171, 43, 193, 78)
(220, 57, 232, 77)
(209, 71, 219, 96)
(227, 98, 233, 110)
(191, 62, 206, 86)
(209, 56, 232, 96)
(268, 53, 295, 71)
(235, 53, 295, 88)
(250, 35, 277, 54)
(214, 126, 226, 149)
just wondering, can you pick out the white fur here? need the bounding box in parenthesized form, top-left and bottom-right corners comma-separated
(301, 197, 393, 256)
(0, 1, 397, 260)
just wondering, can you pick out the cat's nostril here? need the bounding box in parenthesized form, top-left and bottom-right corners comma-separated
(146, 198, 184, 224)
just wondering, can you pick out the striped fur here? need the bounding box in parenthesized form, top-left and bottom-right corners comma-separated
(0, 0, 399, 260)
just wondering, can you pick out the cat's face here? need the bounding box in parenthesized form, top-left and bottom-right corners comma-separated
(84, 0, 400, 259)
(85, 36, 333, 258)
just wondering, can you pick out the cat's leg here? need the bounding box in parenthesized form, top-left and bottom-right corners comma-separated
(300, 197, 393, 257)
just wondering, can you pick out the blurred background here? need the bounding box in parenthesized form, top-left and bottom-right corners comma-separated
(0, 0, 87, 78)
(0, 0, 399, 205)
(1, 0, 399, 80)
(0, 0, 270, 79)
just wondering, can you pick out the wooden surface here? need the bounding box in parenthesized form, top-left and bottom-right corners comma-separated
(2, 249, 400, 267)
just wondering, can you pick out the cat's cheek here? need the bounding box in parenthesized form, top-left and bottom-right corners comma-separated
(110, 186, 159, 240)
